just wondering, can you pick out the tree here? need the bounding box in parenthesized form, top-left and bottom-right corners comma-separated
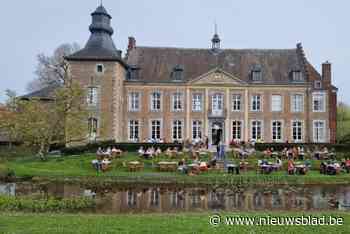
(14, 83, 87, 159)
(0, 90, 20, 149)
(27, 43, 80, 92)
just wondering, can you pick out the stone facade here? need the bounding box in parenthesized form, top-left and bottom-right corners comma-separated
(65, 5, 337, 144)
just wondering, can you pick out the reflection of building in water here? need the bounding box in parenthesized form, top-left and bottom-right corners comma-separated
(150, 188, 160, 207)
(0, 183, 16, 196)
(127, 190, 137, 207)
(227, 192, 246, 210)
(271, 190, 283, 209)
(208, 190, 226, 210)
(253, 192, 265, 209)
(170, 191, 185, 209)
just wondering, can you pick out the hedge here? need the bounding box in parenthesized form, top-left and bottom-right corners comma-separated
(254, 143, 350, 153)
(61, 141, 183, 155)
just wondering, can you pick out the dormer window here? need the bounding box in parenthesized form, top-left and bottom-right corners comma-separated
(96, 64, 104, 74)
(251, 70, 262, 81)
(128, 66, 140, 80)
(314, 80, 322, 89)
(291, 70, 303, 82)
(171, 65, 184, 81)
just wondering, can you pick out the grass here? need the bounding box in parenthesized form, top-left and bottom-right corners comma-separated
(0, 212, 349, 234)
(2, 152, 350, 186)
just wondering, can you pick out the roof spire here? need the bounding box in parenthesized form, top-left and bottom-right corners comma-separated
(100, 0, 103, 6)
(211, 21, 221, 50)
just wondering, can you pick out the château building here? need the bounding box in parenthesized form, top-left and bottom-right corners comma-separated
(64, 4, 337, 144)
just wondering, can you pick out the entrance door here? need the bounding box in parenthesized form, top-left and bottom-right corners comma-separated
(211, 122, 223, 145)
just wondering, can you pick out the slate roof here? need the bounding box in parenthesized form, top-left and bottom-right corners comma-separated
(125, 45, 312, 84)
(21, 84, 59, 100)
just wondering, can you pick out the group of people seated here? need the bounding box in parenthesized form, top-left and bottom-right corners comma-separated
(178, 155, 217, 176)
(92, 146, 123, 172)
(257, 157, 283, 174)
(231, 141, 256, 159)
(138, 146, 162, 159)
(320, 160, 341, 175)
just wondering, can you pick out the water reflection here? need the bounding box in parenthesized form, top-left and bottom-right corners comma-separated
(1, 182, 349, 213)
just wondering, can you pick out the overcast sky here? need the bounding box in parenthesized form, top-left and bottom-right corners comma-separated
(0, 0, 349, 103)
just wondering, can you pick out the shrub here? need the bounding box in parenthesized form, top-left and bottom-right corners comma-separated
(0, 196, 95, 212)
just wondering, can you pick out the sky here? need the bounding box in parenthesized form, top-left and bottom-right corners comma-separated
(0, 0, 349, 103)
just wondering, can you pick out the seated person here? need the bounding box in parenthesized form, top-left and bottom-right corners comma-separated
(101, 158, 111, 172)
(165, 148, 172, 157)
(304, 159, 312, 169)
(321, 147, 329, 159)
(345, 158, 350, 173)
(287, 159, 295, 175)
(91, 159, 101, 172)
(281, 147, 288, 158)
(199, 161, 208, 172)
(155, 147, 162, 156)
(275, 157, 283, 170)
(208, 155, 217, 168)
(138, 146, 145, 156)
(264, 148, 272, 158)
(178, 159, 188, 174)
(144, 148, 154, 159)
(105, 147, 112, 156)
(320, 162, 327, 174)
(298, 147, 305, 160)
(287, 148, 293, 160)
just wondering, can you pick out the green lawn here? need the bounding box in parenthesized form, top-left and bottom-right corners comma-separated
(2, 153, 350, 185)
(0, 212, 349, 234)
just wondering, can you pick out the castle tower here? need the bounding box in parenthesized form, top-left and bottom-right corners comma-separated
(66, 4, 127, 143)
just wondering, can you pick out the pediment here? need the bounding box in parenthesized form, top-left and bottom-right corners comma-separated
(189, 68, 246, 85)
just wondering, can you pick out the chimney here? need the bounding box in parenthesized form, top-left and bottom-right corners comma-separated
(128, 37, 136, 51)
(322, 61, 331, 87)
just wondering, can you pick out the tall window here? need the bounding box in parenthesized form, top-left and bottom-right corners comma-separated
(272, 121, 283, 142)
(313, 93, 326, 112)
(212, 94, 223, 115)
(128, 92, 140, 111)
(251, 120, 262, 140)
(292, 71, 303, 81)
(87, 87, 98, 106)
(192, 94, 202, 112)
(88, 118, 98, 140)
(192, 120, 202, 140)
(313, 120, 326, 142)
(151, 120, 161, 140)
(232, 94, 241, 111)
(292, 120, 303, 142)
(172, 120, 183, 141)
(96, 64, 104, 74)
(151, 92, 161, 111)
(172, 92, 183, 111)
(129, 120, 139, 142)
(271, 95, 282, 112)
(251, 95, 262, 111)
(232, 121, 242, 140)
(252, 70, 262, 81)
(291, 94, 304, 112)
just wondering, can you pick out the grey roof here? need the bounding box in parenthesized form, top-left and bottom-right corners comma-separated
(21, 84, 59, 100)
(66, 5, 125, 65)
(125, 45, 309, 84)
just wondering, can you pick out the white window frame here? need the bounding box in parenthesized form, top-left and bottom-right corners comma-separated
(172, 120, 183, 141)
(312, 92, 326, 112)
(212, 93, 224, 112)
(192, 93, 203, 112)
(251, 120, 263, 141)
(150, 119, 162, 140)
(271, 95, 282, 112)
(314, 80, 322, 89)
(172, 92, 183, 112)
(271, 120, 283, 142)
(232, 94, 242, 112)
(128, 120, 140, 142)
(313, 120, 326, 143)
(150, 91, 162, 112)
(291, 93, 304, 113)
(292, 71, 303, 81)
(192, 120, 203, 140)
(232, 120, 243, 141)
(291, 120, 304, 143)
(251, 95, 262, 112)
(86, 87, 98, 106)
(128, 92, 140, 112)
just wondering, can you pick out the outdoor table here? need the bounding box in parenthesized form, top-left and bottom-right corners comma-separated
(271, 152, 279, 158)
(260, 164, 273, 174)
(128, 161, 144, 172)
(158, 162, 178, 172)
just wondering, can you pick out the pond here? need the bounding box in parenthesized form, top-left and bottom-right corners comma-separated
(0, 182, 349, 213)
